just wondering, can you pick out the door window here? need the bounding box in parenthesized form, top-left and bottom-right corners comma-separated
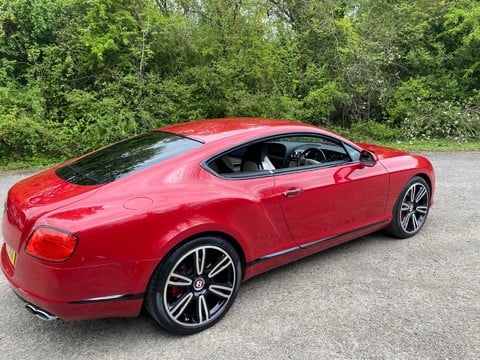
(205, 133, 353, 178)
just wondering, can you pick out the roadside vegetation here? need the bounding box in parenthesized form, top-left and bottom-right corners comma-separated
(1, 0, 479, 168)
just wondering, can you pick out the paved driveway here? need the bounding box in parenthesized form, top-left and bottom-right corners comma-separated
(0, 152, 479, 359)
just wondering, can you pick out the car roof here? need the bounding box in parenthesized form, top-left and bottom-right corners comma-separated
(159, 118, 323, 144)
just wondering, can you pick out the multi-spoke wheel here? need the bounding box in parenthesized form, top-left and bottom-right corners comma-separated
(145, 237, 242, 335)
(387, 176, 431, 238)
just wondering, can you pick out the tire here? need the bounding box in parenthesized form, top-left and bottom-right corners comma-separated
(387, 176, 431, 239)
(145, 236, 242, 335)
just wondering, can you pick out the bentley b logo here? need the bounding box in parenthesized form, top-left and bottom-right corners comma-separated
(193, 278, 205, 291)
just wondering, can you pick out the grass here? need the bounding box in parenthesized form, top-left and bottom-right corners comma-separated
(355, 138, 480, 152)
(0, 156, 63, 171)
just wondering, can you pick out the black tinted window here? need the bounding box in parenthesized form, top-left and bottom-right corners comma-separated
(56, 132, 202, 185)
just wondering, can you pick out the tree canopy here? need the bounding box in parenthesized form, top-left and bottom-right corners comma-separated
(1, 0, 479, 162)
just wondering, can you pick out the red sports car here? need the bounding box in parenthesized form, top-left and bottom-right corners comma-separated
(1, 118, 434, 334)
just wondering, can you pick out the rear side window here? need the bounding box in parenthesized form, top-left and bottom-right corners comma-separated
(56, 131, 203, 185)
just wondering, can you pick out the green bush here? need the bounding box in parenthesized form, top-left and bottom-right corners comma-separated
(401, 100, 480, 141)
(0, 109, 49, 161)
(348, 120, 403, 141)
(387, 78, 480, 141)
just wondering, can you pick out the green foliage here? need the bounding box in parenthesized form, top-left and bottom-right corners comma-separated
(302, 81, 350, 125)
(387, 78, 432, 123)
(348, 121, 402, 142)
(402, 99, 480, 141)
(443, 1, 480, 85)
(0, 110, 46, 160)
(388, 77, 480, 141)
(1, 0, 480, 165)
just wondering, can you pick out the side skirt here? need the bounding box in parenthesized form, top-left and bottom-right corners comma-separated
(244, 220, 388, 280)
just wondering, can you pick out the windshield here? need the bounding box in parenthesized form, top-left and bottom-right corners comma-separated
(56, 131, 203, 185)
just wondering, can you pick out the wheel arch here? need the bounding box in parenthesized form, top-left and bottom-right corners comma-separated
(147, 229, 247, 284)
(414, 172, 431, 189)
(412, 172, 434, 203)
(179, 231, 247, 276)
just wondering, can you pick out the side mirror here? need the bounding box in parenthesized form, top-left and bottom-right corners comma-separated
(360, 150, 377, 167)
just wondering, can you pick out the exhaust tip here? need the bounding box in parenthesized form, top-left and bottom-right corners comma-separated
(25, 303, 58, 321)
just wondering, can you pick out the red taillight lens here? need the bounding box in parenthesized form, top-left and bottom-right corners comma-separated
(25, 227, 78, 262)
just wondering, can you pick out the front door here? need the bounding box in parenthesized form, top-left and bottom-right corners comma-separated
(274, 154, 389, 246)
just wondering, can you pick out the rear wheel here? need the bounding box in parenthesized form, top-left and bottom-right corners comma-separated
(145, 236, 242, 335)
(387, 176, 430, 238)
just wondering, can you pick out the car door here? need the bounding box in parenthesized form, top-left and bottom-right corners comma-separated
(273, 138, 390, 247)
(204, 147, 299, 258)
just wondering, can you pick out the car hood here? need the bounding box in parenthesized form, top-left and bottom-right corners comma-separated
(357, 143, 408, 160)
(4, 168, 100, 233)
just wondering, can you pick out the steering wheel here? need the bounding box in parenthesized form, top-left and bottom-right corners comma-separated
(299, 147, 326, 165)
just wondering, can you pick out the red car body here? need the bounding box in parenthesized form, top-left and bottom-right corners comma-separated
(1, 118, 435, 330)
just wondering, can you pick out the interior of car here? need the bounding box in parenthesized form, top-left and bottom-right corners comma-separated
(207, 134, 359, 177)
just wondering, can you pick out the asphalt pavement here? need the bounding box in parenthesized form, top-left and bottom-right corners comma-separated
(0, 152, 479, 359)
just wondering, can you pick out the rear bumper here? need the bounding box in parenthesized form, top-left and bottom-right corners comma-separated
(1, 243, 146, 321)
(11, 291, 58, 321)
(9, 283, 144, 321)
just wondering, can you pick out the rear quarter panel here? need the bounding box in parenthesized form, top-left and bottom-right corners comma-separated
(34, 161, 294, 293)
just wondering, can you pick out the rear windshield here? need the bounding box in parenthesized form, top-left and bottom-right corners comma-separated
(56, 131, 203, 185)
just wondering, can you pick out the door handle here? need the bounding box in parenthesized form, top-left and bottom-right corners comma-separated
(282, 188, 303, 197)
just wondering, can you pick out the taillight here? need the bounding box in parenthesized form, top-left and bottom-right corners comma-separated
(25, 226, 78, 262)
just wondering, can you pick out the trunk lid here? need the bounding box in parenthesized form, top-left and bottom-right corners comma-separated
(2, 168, 99, 251)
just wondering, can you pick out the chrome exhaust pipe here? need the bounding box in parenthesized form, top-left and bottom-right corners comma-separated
(25, 303, 58, 321)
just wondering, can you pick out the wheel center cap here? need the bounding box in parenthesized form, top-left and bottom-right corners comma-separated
(193, 277, 205, 291)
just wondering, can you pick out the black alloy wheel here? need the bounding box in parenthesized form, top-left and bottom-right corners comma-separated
(388, 176, 431, 238)
(145, 236, 242, 335)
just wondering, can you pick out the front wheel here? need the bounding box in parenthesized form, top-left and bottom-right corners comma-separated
(145, 237, 242, 335)
(387, 176, 431, 238)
